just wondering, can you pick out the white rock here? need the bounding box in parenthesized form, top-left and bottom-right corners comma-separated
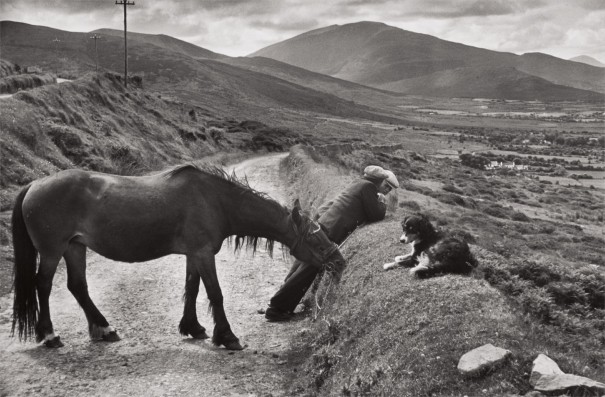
(534, 373, 605, 395)
(530, 354, 564, 386)
(457, 343, 512, 376)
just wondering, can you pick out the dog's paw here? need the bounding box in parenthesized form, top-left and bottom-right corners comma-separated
(409, 264, 429, 276)
(394, 254, 411, 263)
(383, 262, 399, 271)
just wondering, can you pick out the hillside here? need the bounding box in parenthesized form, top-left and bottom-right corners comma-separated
(92, 28, 226, 60)
(0, 21, 403, 125)
(384, 66, 604, 101)
(0, 70, 309, 210)
(220, 55, 403, 107)
(250, 21, 605, 101)
(279, 145, 604, 396)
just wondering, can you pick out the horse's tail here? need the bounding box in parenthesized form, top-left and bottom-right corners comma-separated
(11, 184, 39, 342)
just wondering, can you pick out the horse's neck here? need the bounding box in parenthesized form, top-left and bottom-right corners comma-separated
(227, 193, 295, 246)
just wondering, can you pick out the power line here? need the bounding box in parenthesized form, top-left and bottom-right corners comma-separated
(115, 0, 135, 87)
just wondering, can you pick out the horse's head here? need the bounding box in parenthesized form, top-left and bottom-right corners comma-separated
(289, 200, 345, 270)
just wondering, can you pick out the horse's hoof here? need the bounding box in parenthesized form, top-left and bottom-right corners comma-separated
(190, 330, 210, 340)
(223, 340, 245, 351)
(44, 336, 64, 348)
(102, 331, 121, 342)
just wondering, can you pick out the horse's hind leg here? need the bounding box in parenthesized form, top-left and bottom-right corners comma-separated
(36, 254, 64, 347)
(64, 242, 120, 342)
(178, 268, 209, 340)
(193, 249, 243, 350)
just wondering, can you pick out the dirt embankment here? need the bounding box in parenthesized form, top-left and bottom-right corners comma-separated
(0, 153, 315, 396)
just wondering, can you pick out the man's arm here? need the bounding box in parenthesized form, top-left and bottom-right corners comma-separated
(361, 184, 386, 222)
(315, 200, 334, 221)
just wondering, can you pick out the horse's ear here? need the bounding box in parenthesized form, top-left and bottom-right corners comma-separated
(292, 199, 302, 226)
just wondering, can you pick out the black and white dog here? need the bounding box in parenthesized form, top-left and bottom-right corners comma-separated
(383, 214, 478, 278)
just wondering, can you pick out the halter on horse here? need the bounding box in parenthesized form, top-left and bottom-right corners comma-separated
(11, 164, 345, 350)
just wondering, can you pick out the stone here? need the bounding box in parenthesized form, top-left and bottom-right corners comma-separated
(530, 354, 564, 386)
(534, 373, 605, 396)
(457, 343, 512, 376)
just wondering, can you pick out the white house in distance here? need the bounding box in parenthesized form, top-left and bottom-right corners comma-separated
(486, 160, 529, 171)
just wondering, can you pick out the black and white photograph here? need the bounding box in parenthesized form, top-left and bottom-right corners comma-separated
(0, 1, 604, 396)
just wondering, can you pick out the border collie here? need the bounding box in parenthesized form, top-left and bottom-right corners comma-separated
(383, 214, 478, 278)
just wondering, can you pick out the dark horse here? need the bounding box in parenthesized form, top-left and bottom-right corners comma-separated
(11, 164, 345, 350)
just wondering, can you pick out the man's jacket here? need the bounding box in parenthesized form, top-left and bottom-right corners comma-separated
(317, 178, 386, 244)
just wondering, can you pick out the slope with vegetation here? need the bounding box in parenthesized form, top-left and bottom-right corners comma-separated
(0, 21, 402, 125)
(0, 59, 55, 94)
(279, 145, 604, 396)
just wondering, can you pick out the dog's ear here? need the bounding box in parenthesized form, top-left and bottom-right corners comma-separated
(418, 213, 430, 222)
(416, 214, 432, 234)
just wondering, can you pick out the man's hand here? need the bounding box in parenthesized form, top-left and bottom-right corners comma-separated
(377, 193, 387, 203)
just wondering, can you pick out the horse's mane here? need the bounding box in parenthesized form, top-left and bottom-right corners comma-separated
(163, 163, 298, 258)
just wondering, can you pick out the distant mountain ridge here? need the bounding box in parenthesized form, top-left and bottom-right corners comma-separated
(0, 20, 400, 123)
(251, 21, 605, 101)
(569, 55, 605, 68)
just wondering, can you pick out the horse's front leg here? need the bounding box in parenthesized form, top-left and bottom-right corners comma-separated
(191, 248, 244, 350)
(179, 266, 209, 340)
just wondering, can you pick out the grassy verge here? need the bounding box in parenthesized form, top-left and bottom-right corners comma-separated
(281, 144, 604, 396)
(0, 73, 56, 94)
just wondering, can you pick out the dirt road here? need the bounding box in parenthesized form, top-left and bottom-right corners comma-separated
(0, 153, 307, 396)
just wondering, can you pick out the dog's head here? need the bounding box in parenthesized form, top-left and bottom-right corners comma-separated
(400, 214, 434, 244)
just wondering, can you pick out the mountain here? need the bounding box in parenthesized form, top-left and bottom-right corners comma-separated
(569, 55, 605, 68)
(92, 29, 226, 60)
(221, 55, 402, 106)
(250, 21, 605, 101)
(0, 21, 401, 123)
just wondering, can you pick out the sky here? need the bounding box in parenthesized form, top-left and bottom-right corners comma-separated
(1, 0, 604, 62)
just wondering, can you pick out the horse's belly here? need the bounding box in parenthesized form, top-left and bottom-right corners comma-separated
(76, 233, 178, 263)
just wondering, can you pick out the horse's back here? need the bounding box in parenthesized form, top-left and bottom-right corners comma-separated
(21, 169, 208, 262)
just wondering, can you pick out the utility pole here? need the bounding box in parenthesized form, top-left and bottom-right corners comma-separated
(52, 37, 61, 75)
(90, 34, 101, 73)
(115, 0, 135, 87)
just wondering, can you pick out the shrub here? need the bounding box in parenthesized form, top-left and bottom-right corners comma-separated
(518, 288, 554, 323)
(442, 183, 463, 194)
(483, 204, 511, 219)
(429, 191, 467, 207)
(508, 260, 561, 287)
(399, 200, 421, 211)
(459, 153, 490, 169)
(547, 281, 589, 307)
(511, 211, 531, 222)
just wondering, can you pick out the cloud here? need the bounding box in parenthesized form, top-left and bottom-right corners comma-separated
(1, 0, 113, 14)
(0, 0, 602, 59)
(250, 18, 320, 32)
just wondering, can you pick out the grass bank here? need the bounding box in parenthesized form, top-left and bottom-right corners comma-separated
(0, 73, 56, 94)
(280, 144, 604, 396)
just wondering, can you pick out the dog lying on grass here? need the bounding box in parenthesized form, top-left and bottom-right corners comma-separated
(383, 214, 478, 278)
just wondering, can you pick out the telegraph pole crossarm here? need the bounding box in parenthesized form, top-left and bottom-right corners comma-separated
(115, 0, 135, 87)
